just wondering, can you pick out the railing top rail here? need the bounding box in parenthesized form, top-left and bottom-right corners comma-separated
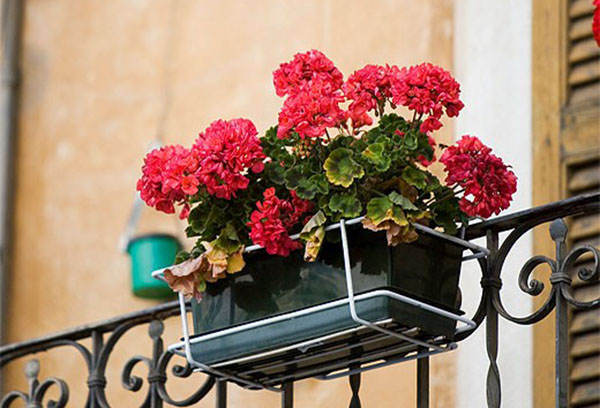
(465, 192, 599, 239)
(0, 300, 181, 359)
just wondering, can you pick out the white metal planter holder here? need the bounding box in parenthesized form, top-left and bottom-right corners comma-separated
(152, 217, 489, 392)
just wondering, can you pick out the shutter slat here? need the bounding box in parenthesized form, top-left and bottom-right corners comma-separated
(571, 381, 600, 406)
(571, 332, 600, 358)
(568, 162, 600, 192)
(569, 15, 594, 40)
(571, 355, 600, 382)
(571, 309, 600, 334)
(571, 214, 600, 240)
(569, 38, 600, 64)
(569, 60, 600, 86)
(569, 0, 595, 18)
(571, 82, 600, 105)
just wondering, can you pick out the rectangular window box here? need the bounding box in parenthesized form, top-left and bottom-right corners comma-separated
(155, 219, 484, 389)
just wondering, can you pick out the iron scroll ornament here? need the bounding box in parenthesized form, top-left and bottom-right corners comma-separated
(0, 360, 69, 408)
(0, 318, 217, 408)
(472, 217, 600, 408)
(490, 219, 599, 325)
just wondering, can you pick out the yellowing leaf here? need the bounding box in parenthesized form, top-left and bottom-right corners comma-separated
(226, 247, 246, 273)
(323, 148, 365, 188)
(300, 211, 327, 262)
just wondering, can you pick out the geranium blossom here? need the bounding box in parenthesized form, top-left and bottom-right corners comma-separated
(274, 50, 346, 139)
(248, 188, 312, 256)
(440, 136, 517, 218)
(193, 118, 265, 199)
(273, 50, 344, 97)
(277, 78, 347, 139)
(391, 63, 464, 133)
(136, 145, 199, 219)
(344, 64, 394, 128)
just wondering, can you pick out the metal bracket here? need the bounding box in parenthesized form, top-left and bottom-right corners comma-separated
(152, 217, 484, 390)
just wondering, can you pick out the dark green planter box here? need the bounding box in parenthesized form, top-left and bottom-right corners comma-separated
(190, 225, 463, 366)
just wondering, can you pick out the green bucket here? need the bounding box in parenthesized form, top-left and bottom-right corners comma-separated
(127, 234, 181, 299)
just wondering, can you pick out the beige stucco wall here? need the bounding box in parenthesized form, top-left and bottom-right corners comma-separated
(3, 0, 455, 406)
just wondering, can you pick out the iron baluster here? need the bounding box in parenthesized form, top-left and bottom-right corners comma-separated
(348, 372, 361, 408)
(281, 382, 293, 408)
(216, 380, 227, 408)
(484, 230, 501, 408)
(416, 355, 429, 408)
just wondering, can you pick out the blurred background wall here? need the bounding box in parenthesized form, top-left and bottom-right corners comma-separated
(2, 1, 460, 407)
(9, 0, 597, 406)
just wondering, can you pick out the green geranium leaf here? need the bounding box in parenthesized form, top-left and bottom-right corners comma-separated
(402, 167, 428, 189)
(284, 167, 302, 190)
(294, 174, 329, 200)
(295, 181, 316, 200)
(174, 250, 191, 265)
(309, 174, 329, 194)
(264, 162, 285, 185)
(318, 195, 333, 216)
(425, 175, 442, 192)
(388, 191, 418, 211)
(213, 223, 242, 254)
(366, 197, 408, 227)
(362, 143, 391, 172)
(403, 132, 418, 150)
(265, 126, 278, 140)
(431, 196, 460, 235)
(329, 193, 362, 218)
(366, 197, 393, 225)
(323, 148, 365, 188)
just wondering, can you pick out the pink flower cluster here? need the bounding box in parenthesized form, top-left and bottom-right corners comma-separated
(344, 64, 394, 128)
(137, 118, 264, 219)
(193, 118, 265, 200)
(274, 52, 465, 139)
(136, 145, 199, 219)
(248, 188, 312, 256)
(440, 136, 517, 218)
(391, 63, 464, 133)
(273, 49, 344, 97)
(277, 79, 347, 139)
(274, 50, 347, 139)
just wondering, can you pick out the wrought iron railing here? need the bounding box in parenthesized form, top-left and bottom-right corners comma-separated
(1, 192, 598, 408)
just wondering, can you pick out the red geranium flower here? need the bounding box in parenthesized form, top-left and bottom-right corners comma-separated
(248, 188, 312, 256)
(136, 145, 199, 219)
(277, 78, 347, 139)
(440, 136, 517, 218)
(344, 64, 395, 128)
(273, 50, 344, 97)
(193, 118, 265, 200)
(391, 63, 464, 133)
(274, 50, 346, 139)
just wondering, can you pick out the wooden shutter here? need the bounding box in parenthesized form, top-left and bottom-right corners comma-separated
(564, 1, 600, 406)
